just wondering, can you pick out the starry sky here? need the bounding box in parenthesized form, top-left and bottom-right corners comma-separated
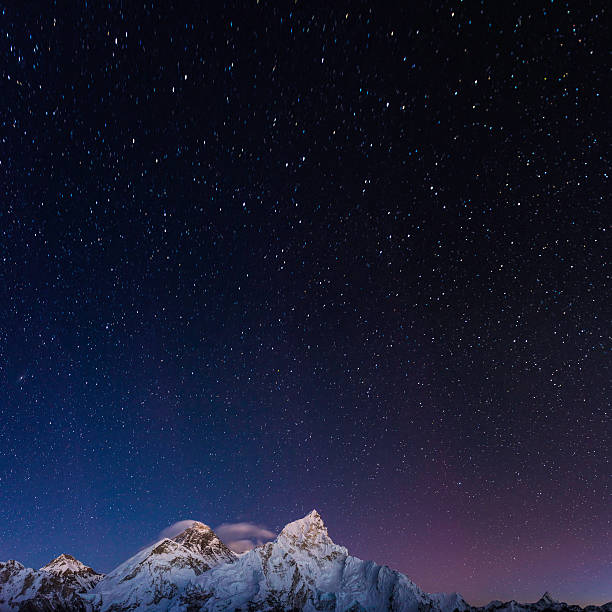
(0, 1, 609, 606)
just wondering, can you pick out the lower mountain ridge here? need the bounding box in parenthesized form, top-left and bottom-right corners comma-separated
(0, 511, 609, 612)
(0, 555, 102, 611)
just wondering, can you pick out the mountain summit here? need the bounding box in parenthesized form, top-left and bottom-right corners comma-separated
(172, 521, 236, 567)
(41, 553, 103, 593)
(1, 511, 610, 611)
(0, 554, 103, 610)
(41, 553, 85, 572)
(276, 509, 337, 554)
(87, 522, 237, 611)
(539, 593, 558, 605)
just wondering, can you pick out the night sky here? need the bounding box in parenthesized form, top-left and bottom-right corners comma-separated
(0, 1, 609, 606)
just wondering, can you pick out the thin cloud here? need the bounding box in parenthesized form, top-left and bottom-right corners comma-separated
(214, 522, 276, 553)
(225, 539, 257, 553)
(158, 520, 198, 540)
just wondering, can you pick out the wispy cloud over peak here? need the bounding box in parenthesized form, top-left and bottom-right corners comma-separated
(214, 522, 276, 553)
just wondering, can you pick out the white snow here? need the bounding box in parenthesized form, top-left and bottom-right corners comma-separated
(0, 554, 102, 610)
(2, 511, 608, 611)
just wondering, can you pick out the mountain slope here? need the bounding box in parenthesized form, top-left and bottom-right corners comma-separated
(188, 510, 469, 612)
(1, 512, 610, 611)
(172, 522, 236, 569)
(88, 522, 237, 611)
(41, 554, 103, 594)
(0, 555, 103, 611)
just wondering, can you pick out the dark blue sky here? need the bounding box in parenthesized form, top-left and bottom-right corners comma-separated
(0, 1, 609, 606)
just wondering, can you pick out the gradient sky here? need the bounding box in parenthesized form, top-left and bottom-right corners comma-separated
(0, 1, 609, 607)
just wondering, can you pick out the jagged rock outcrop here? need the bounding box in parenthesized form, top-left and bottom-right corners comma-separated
(1, 512, 609, 611)
(0, 555, 102, 611)
(87, 523, 237, 611)
(185, 510, 471, 612)
(172, 522, 236, 569)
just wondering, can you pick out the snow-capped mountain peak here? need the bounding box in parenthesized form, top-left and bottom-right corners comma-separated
(86, 537, 211, 611)
(87, 524, 236, 611)
(276, 508, 336, 552)
(41, 553, 103, 591)
(0, 554, 103, 610)
(172, 520, 237, 566)
(283, 508, 326, 530)
(2, 512, 609, 612)
(0, 559, 25, 573)
(41, 553, 93, 575)
(185, 520, 211, 530)
(532, 591, 562, 609)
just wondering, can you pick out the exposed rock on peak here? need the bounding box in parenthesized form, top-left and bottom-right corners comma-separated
(150, 538, 181, 556)
(87, 524, 235, 611)
(2, 512, 610, 611)
(44, 553, 77, 564)
(292, 508, 325, 527)
(172, 521, 237, 567)
(0, 554, 102, 610)
(277, 508, 336, 553)
(39, 553, 103, 599)
(189, 510, 399, 611)
(41, 553, 100, 579)
(0, 559, 25, 573)
(86, 537, 210, 611)
(186, 520, 212, 530)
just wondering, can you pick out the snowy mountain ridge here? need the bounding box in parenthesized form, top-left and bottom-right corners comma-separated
(0, 510, 609, 611)
(0, 554, 103, 611)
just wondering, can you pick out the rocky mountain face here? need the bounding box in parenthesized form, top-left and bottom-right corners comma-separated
(0, 554, 102, 611)
(188, 510, 463, 612)
(40, 555, 103, 594)
(86, 522, 237, 611)
(0, 511, 609, 611)
(171, 522, 236, 569)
